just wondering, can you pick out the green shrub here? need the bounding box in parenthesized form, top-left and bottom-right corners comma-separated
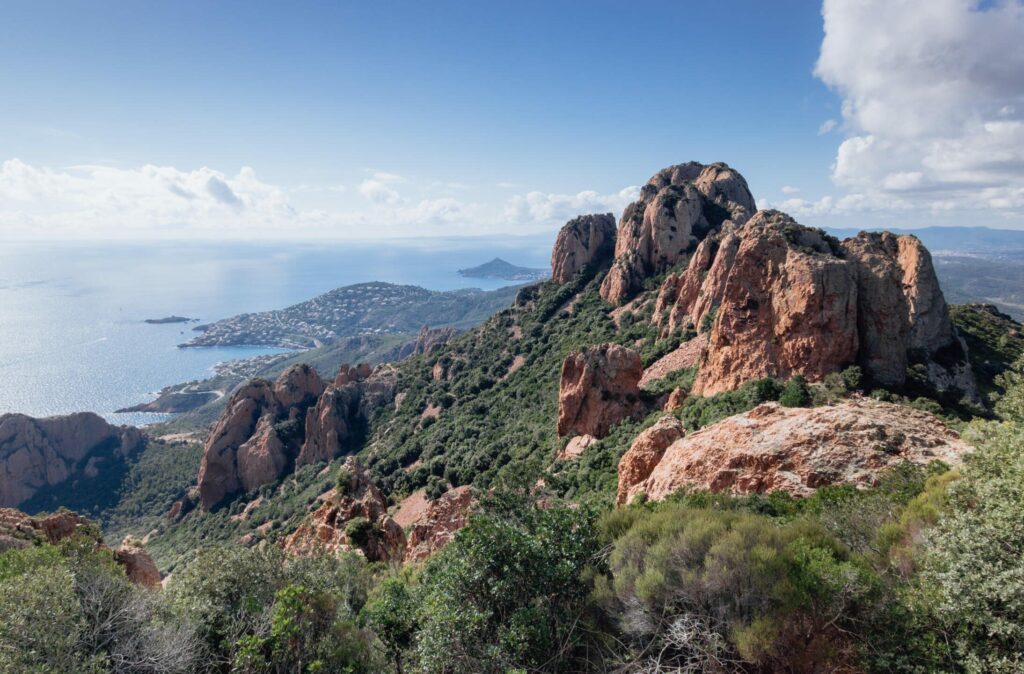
(779, 374, 812, 407)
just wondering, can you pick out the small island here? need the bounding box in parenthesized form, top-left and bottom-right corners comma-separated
(144, 315, 198, 324)
(458, 257, 548, 282)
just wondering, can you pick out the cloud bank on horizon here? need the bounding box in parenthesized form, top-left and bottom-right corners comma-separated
(772, 0, 1024, 221)
(1, 0, 1022, 240)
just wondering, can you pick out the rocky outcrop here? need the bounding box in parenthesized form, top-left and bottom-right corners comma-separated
(616, 416, 685, 505)
(412, 326, 458, 356)
(843, 232, 976, 395)
(114, 540, 162, 588)
(198, 363, 399, 510)
(600, 162, 755, 304)
(557, 344, 645, 438)
(0, 412, 144, 508)
(0, 508, 160, 586)
(617, 398, 971, 504)
(652, 210, 977, 399)
(550, 213, 617, 284)
(282, 458, 405, 562)
(405, 486, 475, 562)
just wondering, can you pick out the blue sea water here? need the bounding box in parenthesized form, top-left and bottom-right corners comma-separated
(0, 237, 552, 425)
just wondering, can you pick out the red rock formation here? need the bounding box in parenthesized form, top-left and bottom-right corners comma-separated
(405, 486, 474, 562)
(600, 162, 755, 305)
(557, 434, 596, 461)
(557, 344, 645, 438)
(0, 508, 160, 586)
(843, 232, 976, 395)
(651, 210, 976, 400)
(617, 398, 971, 504)
(411, 326, 458, 356)
(0, 412, 143, 508)
(282, 457, 405, 562)
(196, 361, 403, 510)
(114, 540, 161, 588)
(616, 416, 685, 505)
(550, 213, 617, 284)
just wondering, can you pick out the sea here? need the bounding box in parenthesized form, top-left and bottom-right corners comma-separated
(0, 237, 552, 426)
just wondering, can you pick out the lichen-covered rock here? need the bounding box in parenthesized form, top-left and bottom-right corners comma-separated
(616, 416, 685, 505)
(0, 412, 143, 508)
(557, 344, 644, 438)
(600, 162, 754, 304)
(618, 399, 971, 504)
(550, 213, 617, 284)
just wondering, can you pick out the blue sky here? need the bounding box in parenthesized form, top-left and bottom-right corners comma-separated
(0, 0, 1022, 239)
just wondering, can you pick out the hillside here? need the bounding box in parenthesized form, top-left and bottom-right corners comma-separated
(7, 162, 1024, 674)
(181, 281, 519, 348)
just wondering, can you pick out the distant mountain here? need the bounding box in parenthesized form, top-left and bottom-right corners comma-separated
(826, 225, 1024, 254)
(458, 257, 548, 281)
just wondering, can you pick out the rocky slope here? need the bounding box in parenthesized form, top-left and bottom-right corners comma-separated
(0, 508, 160, 586)
(617, 398, 972, 504)
(0, 412, 144, 508)
(197, 362, 397, 509)
(557, 343, 645, 438)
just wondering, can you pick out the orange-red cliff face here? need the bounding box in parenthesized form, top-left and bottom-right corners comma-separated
(197, 362, 397, 510)
(550, 213, 617, 284)
(600, 162, 755, 305)
(557, 344, 644, 438)
(0, 412, 144, 508)
(547, 161, 976, 402)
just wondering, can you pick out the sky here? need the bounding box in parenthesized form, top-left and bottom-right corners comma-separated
(0, 0, 1022, 240)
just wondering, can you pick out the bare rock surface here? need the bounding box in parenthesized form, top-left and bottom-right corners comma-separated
(600, 162, 755, 304)
(557, 344, 644, 438)
(0, 412, 143, 507)
(198, 362, 398, 510)
(651, 210, 977, 399)
(282, 457, 406, 562)
(114, 540, 162, 588)
(404, 485, 475, 562)
(618, 399, 971, 504)
(550, 213, 617, 284)
(616, 416, 685, 505)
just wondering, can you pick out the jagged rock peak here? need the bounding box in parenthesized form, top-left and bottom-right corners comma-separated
(197, 362, 398, 510)
(652, 209, 977, 401)
(600, 161, 756, 305)
(550, 213, 617, 284)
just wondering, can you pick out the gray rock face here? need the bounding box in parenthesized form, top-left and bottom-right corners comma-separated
(550, 213, 617, 284)
(600, 162, 755, 305)
(0, 412, 143, 507)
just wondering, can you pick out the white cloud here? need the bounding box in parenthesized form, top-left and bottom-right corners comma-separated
(358, 179, 401, 204)
(504, 186, 639, 226)
(817, 119, 837, 135)
(781, 185, 801, 194)
(0, 157, 640, 239)
(814, 0, 1024, 216)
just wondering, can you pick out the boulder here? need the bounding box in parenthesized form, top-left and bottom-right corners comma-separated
(114, 540, 161, 588)
(616, 416, 685, 505)
(550, 213, 617, 284)
(557, 344, 644, 438)
(618, 398, 971, 504)
(0, 412, 143, 508)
